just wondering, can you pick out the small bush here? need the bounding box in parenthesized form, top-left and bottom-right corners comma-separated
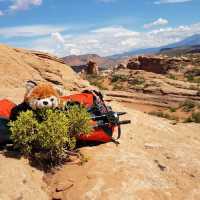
(186, 74, 194, 82)
(66, 105, 92, 136)
(113, 83, 124, 90)
(167, 74, 177, 80)
(186, 67, 200, 83)
(191, 112, 200, 123)
(128, 76, 145, 85)
(169, 107, 177, 112)
(111, 74, 128, 83)
(185, 112, 200, 123)
(9, 107, 92, 167)
(180, 100, 196, 112)
(9, 111, 40, 156)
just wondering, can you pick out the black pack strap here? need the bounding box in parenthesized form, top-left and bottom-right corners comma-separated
(111, 138, 120, 145)
(82, 89, 103, 100)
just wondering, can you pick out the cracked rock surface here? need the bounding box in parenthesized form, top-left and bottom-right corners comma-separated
(46, 102, 200, 200)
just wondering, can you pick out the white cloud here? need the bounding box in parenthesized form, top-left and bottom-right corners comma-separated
(51, 32, 65, 44)
(144, 18, 169, 29)
(57, 23, 200, 56)
(0, 25, 66, 38)
(92, 26, 139, 37)
(28, 26, 140, 56)
(7, 22, 200, 57)
(0, 10, 4, 16)
(154, 0, 192, 4)
(9, 0, 42, 11)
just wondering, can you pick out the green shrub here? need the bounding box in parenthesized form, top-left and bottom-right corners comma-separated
(186, 67, 200, 83)
(128, 76, 145, 85)
(9, 107, 92, 167)
(191, 112, 200, 123)
(9, 111, 39, 156)
(187, 76, 200, 83)
(113, 83, 124, 90)
(185, 112, 200, 123)
(169, 107, 177, 112)
(111, 74, 128, 83)
(187, 74, 194, 82)
(167, 74, 177, 80)
(180, 100, 196, 112)
(66, 105, 92, 136)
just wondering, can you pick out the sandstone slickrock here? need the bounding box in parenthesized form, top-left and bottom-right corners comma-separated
(0, 44, 91, 103)
(0, 44, 80, 88)
(46, 102, 200, 200)
(0, 154, 49, 200)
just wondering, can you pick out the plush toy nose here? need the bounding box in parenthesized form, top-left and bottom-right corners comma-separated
(43, 101, 48, 105)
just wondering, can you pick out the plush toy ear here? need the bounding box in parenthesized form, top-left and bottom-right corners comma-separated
(25, 80, 37, 93)
(54, 85, 65, 96)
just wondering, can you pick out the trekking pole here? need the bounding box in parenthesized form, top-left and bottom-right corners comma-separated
(92, 120, 131, 128)
(116, 112, 127, 116)
(117, 120, 131, 125)
(91, 111, 127, 120)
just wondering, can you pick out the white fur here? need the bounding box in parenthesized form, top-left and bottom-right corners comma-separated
(29, 96, 59, 110)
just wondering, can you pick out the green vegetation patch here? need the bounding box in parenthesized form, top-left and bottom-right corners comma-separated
(167, 74, 177, 80)
(128, 76, 145, 85)
(169, 107, 177, 112)
(9, 106, 92, 167)
(111, 74, 129, 83)
(180, 100, 196, 112)
(186, 67, 200, 83)
(185, 112, 200, 123)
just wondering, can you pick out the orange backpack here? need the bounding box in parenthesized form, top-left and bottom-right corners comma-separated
(0, 99, 16, 119)
(0, 99, 16, 144)
(61, 90, 131, 143)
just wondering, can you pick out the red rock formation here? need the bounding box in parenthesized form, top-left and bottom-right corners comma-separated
(87, 60, 99, 75)
(116, 63, 127, 70)
(127, 55, 194, 74)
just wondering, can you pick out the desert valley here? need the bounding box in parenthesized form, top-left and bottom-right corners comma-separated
(0, 0, 200, 199)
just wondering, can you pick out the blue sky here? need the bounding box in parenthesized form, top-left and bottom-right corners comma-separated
(0, 0, 199, 56)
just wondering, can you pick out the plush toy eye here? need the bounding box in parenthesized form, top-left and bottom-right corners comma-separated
(50, 98, 54, 102)
(37, 98, 41, 100)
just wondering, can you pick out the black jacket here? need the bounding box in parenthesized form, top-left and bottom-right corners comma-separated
(10, 102, 32, 121)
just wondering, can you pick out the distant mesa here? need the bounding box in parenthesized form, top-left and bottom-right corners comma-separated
(62, 54, 117, 69)
(127, 55, 192, 74)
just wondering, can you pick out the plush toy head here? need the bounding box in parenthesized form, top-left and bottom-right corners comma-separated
(24, 81, 61, 110)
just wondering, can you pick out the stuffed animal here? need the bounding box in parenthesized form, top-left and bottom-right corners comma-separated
(10, 81, 64, 120)
(24, 80, 62, 110)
